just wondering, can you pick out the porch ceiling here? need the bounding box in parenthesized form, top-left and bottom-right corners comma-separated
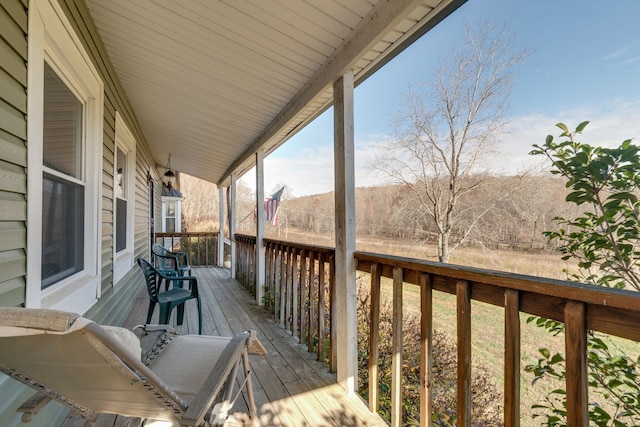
(84, 0, 465, 187)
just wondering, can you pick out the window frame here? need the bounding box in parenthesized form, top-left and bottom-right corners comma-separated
(162, 197, 182, 233)
(113, 112, 136, 284)
(26, 0, 104, 313)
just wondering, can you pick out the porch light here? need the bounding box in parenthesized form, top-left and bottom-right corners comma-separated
(162, 169, 176, 188)
(162, 153, 176, 188)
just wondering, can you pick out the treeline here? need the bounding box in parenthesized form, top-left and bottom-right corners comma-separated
(281, 174, 579, 252)
(180, 173, 580, 252)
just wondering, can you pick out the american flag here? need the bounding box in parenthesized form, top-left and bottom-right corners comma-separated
(259, 186, 285, 226)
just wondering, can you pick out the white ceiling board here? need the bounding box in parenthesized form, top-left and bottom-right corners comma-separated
(84, 0, 466, 186)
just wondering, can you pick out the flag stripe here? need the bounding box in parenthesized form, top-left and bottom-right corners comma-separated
(255, 186, 285, 226)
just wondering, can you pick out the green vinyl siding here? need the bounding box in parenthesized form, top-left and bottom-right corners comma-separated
(0, 0, 27, 308)
(0, 6, 68, 427)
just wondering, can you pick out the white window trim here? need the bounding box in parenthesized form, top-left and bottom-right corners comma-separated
(26, 0, 104, 313)
(162, 197, 183, 233)
(113, 111, 136, 284)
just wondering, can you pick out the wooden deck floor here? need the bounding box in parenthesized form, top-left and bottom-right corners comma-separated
(62, 267, 385, 427)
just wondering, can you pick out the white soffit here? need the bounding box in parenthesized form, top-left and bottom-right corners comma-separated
(84, 0, 465, 186)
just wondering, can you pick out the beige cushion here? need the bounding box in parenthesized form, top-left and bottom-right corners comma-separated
(102, 325, 142, 360)
(148, 335, 233, 402)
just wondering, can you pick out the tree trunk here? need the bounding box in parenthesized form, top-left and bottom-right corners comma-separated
(438, 230, 451, 263)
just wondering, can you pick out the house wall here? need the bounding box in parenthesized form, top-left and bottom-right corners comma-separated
(55, 0, 160, 325)
(0, 0, 28, 309)
(0, 0, 162, 425)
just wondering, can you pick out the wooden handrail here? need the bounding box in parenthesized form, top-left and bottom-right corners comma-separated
(354, 251, 640, 340)
(154, 232, 222, 267)
(234, 234, 336, 369)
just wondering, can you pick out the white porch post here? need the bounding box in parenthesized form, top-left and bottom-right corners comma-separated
(333, 71, 357, 393)
(217, 186, 225, 267)
(230, 175, 237, 279)
(255, 151, 266, 306)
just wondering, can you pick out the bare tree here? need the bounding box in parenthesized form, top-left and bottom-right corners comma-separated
(373, 20, 530, 262)
(180, 173, 219, 231)
(234, 180, 257, 233)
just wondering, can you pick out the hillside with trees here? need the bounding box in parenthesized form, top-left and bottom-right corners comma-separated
(282, 175, 579, 254)
(179, 172, 581, 262)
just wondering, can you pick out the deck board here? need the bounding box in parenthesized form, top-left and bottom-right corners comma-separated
(61, 267, 385, 427)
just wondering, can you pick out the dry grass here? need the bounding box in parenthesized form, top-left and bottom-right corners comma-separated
(275, 228, 575, 279)
(355, 235, 576, 280)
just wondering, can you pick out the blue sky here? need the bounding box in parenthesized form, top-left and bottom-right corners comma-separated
(243, 0, 640, 197)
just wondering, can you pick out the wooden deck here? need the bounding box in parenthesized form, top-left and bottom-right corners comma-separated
(62, 267, 385, 427)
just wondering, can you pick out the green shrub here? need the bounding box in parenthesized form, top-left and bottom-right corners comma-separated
(527, 122, 640, 426)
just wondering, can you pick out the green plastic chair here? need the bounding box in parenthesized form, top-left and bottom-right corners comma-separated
(137, 258, 202, 334)
(152, 243, 191, 276)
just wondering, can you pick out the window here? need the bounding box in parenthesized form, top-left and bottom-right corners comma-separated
(166, 201, 176, 232)
(115, 147, 127, 252)
(113, 112, 136, 284)
(27, 0, 103, 312)
(41, 63, 85, 289)
(161, 198, 182, 233)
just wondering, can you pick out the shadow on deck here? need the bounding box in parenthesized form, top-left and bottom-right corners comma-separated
(62, 267, 385, 427)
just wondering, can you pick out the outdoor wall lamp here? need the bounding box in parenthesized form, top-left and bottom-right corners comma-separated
(162, 169, 176, 188)
(161, 153, 176, 188)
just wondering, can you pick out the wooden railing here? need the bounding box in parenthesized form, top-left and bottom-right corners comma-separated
(234, 234, 336, 369)
(234, 235, 640, 426)
(235, 234, 257, 294)
(154, 232, 221, 267)
(354, 251, 640, 427)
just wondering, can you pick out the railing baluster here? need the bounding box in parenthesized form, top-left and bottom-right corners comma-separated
(504, 289, 520, 427)
(250, 239, 256, 296)
(241, 238, 246, 290)
(292, 249, 300, 339)
(456, 280, 471, 427)
(265, 243, 272, 311)
(318, 252, 326, 362)
(419, 273, 432, 427)
(202, 234, 207, 266)
(299, 250, 308, 344)
(369, 263, 381, 413)
(279, 245, 285, 326)
(286, 248, 294, 332)
(307, 251, 316, 351)
(251, 238, 255, 294)
(391, 267, 403, 427)
(329, 255, 336, 373)
(270, 244, 276, 315)
(565, 301, 588, 426)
